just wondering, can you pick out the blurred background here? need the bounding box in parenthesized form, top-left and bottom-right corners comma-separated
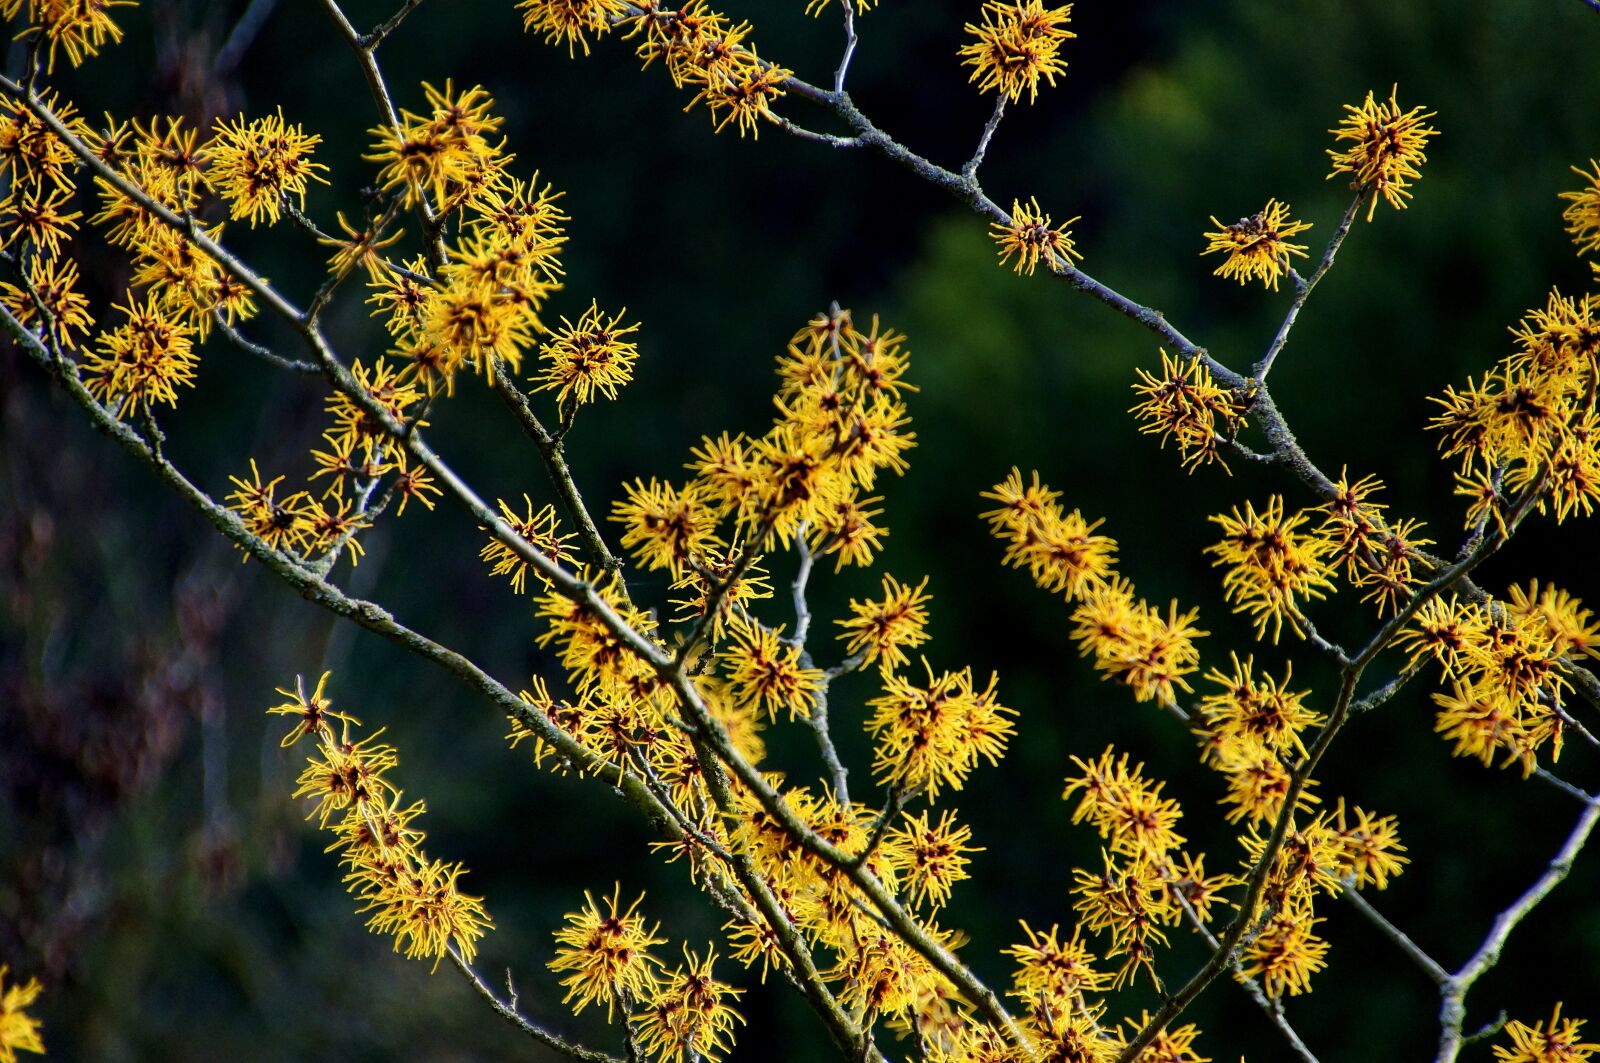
(4, 0, 1600, 1058)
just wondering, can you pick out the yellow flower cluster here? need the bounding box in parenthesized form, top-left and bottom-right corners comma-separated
(836, 573, 932, 673)
(630, 308, 914, 573)
(1129, 349, 1250, 472)
(208, 110, 328, 226)
(1, 0, 132, 73)
(1314, 471, 1433, 616)
(267, 674, 493, 969)
(519, 0, 791, 137)
(1561, 160, 1600, 256)
(1200, 198, 1312, 290)
(867, 661, 1013, 799)
(984, 469, 1206, 707)
(225, 359, 441, 565)
(1399, 583, 1598, 775)
(959, 1, 1076, 104)
(991, 196, 1081, 276)
(0, 966, 44, 1063)
(1064, 749, 1215, 989)
(1198, 653, 1322, 820)
(981, 460, 1415, 1005)
(1327, 86, 1439, 220)
(1494, 1003, 1599, 1063)
(359, 87, 575, 392)
(1430, 286, 1600, 526)
(480, 496, 577, 593)
(1205, 495, 1338, 642)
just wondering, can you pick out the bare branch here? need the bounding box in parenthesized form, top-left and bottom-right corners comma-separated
(1435, 793, 1600, 1063)
(449, 950, 623, 1063)
(1253, 194, 1363, 380)
(1341, 886, 1451, 987)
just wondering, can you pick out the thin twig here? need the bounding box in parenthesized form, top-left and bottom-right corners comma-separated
(1435, 793, 1600, 1063)
(1176, 892, 1321, 1063)
(1341, 886, 1450, 986)
(210, 311, 321, 375)
(1533, 767, 1595, 805)
(833, 0, 859, 95)
(448, 949, 622, 1063)
(362, 0, 427, 49)
(1253, 194, 1363, 380)
(962, 95, 1006, 181)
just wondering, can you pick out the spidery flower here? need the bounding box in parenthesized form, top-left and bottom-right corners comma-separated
(836, 573, 932, 673)
(1119, 1012, 1208, 1063)
(365, 81, 506, 211)
(1070, 849, 1175, 989)
(1238, 911, 1329, 997)
(633, 946, 744, 1063)
(0, 965, 44, 1062)
(992, 196, 1081, 275)
(4, 0, 135, 72)
(535, 301, 641, 405)
(881, 809, 982, 909)
(866, 660, 1013, 800)
(1493, 1003, 1600, 1063)
(226, 459, 310, 556)
(1561, 160, 1600, 256)
(1327, 86, 1439, 220)
(206, 109, 329, 226)
(1201, 198, 1311, 290)
(550, 885, 665, 1019)
(721, 614, 822, 719)
(481, 496, 576, 593)
(1, 183, 82, 258)
(1205, 495, 1337, 642)
(611, 477, 723, 575)
(1004, 921, 1106, 1009)
(1199, 653, 1322, 758)
(959, 1, 1075, 104)
(517, 0, 632, 55)
(1062, 747, 1186, 860)
(0, 254, 94, 350)
(1130, 349, 1250, 471)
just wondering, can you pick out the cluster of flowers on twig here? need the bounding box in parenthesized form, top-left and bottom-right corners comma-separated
(4, 0, 1600, 1061)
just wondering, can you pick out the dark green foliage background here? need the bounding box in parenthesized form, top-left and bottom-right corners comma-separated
(4, 0, 1600, 1058)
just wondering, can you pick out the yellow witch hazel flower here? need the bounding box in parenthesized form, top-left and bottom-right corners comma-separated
(992, 196, 1082, 275)
(0, 966, 44, 1062)
(549, 885, 665, 1018)
(632, 946, 744, 1063)
(1493, 1003, 1600, 1063)
(205, 109, 329, 226)
(517, 0, 632, 56)
(1130, 349, 1250, 472)
(1201, 198, 1311, 290)
(836, 573, 932, 673)
(1327, 85, 1439, 220)
(2, 0, 135, 72)
(481, 495, 576, 593)
(267, 674, 492, 970)
(1205, 495, 1337, 642)
(535, 301, 641, 406)
(1560, 159, 1600, 255)
(959, 1, 1076, 104)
